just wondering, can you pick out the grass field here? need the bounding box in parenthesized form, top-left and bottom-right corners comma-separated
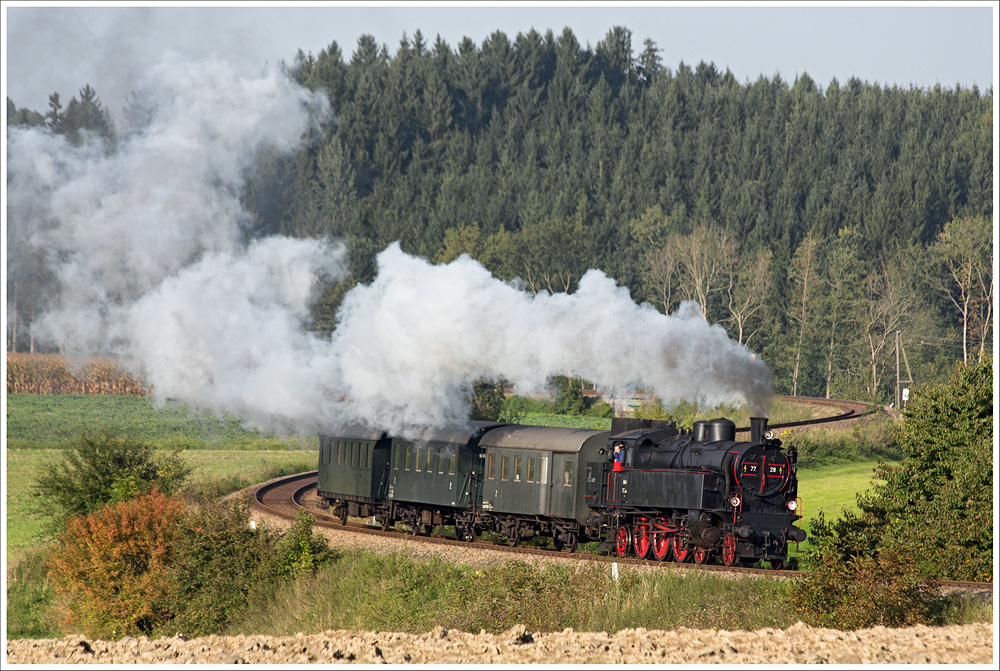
(793, 460, 884, 555)
(5, 393, 305, 449)
(5, 448, 318, 561)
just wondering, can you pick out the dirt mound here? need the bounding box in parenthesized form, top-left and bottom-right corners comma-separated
(6, 622, 993, 664)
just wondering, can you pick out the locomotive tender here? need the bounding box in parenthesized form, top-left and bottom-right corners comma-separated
(316, 416, 805, 567)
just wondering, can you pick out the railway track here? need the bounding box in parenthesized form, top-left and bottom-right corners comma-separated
(736, 396, 875, 434)
(250, 471, 991, 592)
(249, 399, 989, 592)
(251, 470, 805, 579)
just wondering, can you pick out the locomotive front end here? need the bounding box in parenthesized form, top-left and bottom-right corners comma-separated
(722, 417, 806, 568)
(587, 416, 805, 568)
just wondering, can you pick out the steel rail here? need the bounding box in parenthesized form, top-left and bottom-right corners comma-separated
(249, 471, 992, 592)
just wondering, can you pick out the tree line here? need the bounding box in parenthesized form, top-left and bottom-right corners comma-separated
(6, 25, 993, 403)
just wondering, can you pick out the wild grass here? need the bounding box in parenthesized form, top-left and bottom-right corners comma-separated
(227, 551, 800, 636)
(227, 549, 991, 637)
(789, 410, 902, 467)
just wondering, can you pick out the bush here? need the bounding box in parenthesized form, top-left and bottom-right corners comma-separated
(47, 491, 185, 638)
(789, 544, 939, 630)
(789, 359, 993, 627)
(503, 394, 551, 416)
(278, 511, 336, 579)
(36, 426, 191, 529)
(865, 358, 993, 581)
(166, 498, 286, 636)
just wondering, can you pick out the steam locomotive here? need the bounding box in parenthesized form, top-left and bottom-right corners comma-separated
(315, 416, 804, 567)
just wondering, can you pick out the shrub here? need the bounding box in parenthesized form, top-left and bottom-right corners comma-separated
(865, 359, 993, 581)
(503, 394, 551, 416)
(278, 510, 335, 579)
(789, 544, 939, 630)
(36, 426, 191, 529)
(166, 498, 286, 636)
(47, 491, 185, 638)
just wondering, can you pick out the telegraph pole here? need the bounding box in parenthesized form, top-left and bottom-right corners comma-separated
(895, 331, 914, 410)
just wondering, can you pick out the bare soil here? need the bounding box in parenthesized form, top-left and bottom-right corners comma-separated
(6, 622, 994, 664)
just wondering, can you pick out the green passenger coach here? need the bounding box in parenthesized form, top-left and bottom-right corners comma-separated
(478, 425, 609, 551)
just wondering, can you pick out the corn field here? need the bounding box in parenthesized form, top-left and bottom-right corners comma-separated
(6, 353, 152, 396)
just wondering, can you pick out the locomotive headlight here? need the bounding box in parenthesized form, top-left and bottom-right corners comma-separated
(787, 500, 798, 511)
(729, 494, 741, 507)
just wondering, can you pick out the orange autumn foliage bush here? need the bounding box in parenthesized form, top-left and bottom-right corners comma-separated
(47, 491, 185, 638)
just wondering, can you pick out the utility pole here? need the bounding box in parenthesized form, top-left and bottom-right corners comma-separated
(895, 330, 914, 410)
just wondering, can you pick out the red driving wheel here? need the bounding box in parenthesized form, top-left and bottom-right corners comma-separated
(615, 526, 632, 558)
(672, 533, 690, 563)
(651, 518, 672, 561)
(633, 517, 651, 559)
(721, 533, 738, 567)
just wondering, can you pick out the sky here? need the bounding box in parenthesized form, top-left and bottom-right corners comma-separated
(3, 1, 997, 117)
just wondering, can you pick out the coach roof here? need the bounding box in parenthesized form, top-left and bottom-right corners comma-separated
(479, 425, 609, 453)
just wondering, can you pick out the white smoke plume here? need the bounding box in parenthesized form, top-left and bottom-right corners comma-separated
(7, 54, 772, 438)
(6, 55, 349, 431)
(321, 244, 773, 434)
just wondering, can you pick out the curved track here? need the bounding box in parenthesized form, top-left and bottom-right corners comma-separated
(735, 396, 875, 434)
(249, 398, 989, 592)
(252, 470, 806, 579)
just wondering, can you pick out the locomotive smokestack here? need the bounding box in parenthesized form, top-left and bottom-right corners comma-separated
(750, 417, 768, 444)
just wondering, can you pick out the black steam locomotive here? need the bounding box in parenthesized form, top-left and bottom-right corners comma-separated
(316, 416, 804, 568)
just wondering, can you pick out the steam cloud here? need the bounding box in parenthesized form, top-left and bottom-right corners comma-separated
(323, 245, 773, 433)
(6, 54, 773, 438)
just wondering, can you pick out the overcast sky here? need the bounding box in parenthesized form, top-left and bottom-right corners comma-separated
(3, 2, 996, 117)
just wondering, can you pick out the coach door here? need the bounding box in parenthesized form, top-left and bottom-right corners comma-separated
(551, 455, 576, 518)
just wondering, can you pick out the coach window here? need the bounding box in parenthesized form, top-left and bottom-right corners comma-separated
(501, 454, 509, 481)
(336, 440, 343, 465)
(449, 452, 457, 475)
(415, 447, 422, 472)
(394, 444, 401, 470)
(563, 461, 573, 487)
(427, 448, 434, 473)
(540, 457, 549, 484)
(527, 457, 535, 483)
(513, 456, 522, 482)
(487, 453, 496, 480)
(362, 443, 369, 468)
(405, 445, 412, 471)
